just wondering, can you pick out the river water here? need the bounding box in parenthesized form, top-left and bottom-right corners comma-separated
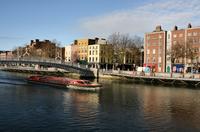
(0, 71, 200, 132)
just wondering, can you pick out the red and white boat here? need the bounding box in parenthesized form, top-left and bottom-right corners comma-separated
(67, 79, 102, 91)
(27, 76, 102, 91)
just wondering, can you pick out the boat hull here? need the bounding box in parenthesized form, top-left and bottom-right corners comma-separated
(27, 76, 102, 91)
(27, 80, 67, 88)
(67, 84, 101, 91)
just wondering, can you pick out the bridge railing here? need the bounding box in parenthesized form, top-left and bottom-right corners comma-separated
(0, 57, 89, 69)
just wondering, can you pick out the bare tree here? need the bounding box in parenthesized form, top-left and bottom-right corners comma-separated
(185, 39, 198, 73)
(52, 39, 62, 60)
(169, 42, 185, 64)
(12, 46, 25, 59)
(168, 42, 186, 77)
(108, 33, 143, 68)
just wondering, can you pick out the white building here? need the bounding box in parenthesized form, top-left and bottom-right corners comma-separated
(65, 45, 72, 62)
(166, 31, 172, 73)
(88, 39, 113, 67)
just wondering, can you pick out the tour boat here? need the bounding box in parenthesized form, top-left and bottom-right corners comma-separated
(67, 79, 102, 91)
(27, 75, 70, 87)
(27, 76, 102, 91)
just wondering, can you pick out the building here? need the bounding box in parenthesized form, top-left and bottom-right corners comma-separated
(28, 39, 57, 58)
(87, 39, 113, 68)
(166, 31, 172, 73)
(144, 25, 167, 72)
(74, 38, 96, 62)
(65, 45, 72, 62)
(0, 51, 13, 60)
(170, 24, 200, 73)
(145, 24, 200, 73)
(167, 26, 186, 73)
(62, 47, 65, 61)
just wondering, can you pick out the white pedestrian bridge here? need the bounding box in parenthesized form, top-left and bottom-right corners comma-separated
(0, 58, 95, 77)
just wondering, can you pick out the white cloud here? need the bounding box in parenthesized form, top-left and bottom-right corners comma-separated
(79, 0, 200, 38)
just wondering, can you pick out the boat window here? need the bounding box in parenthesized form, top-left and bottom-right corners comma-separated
(84, 81, 91, 84)
(79, 81, 85, 84)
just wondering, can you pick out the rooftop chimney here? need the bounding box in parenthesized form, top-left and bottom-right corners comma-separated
(174, 25, 178, 30)
(35, 39, 39, 43)
(95, 37, 99, 44)
(188, 23, 192, 28)
(45, 40, 50, 43)
(155, 25, 163, 32)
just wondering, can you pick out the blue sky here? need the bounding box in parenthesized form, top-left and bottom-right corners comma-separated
(0, 0, 200, 50)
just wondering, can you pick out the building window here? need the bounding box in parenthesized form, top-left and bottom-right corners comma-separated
(159, 57, 161, 63)
(92, 57, 94, 62)
(168, 34, 170, 39)
(194, 48, 199, 53)
(173, 41, 177, 45)
(188, 33, 192, 36)
(89, 57, 91, 62)
(173, 34, 177, 38)
(96, 57, 98, 62)
(193, 32, 197, 36)
(153, 49, 156, 54)
(193, 39, 197, 44)
(153, 57, 156, 62)
(147, 57, 150, 63)
(89, 50, 91, 55)
(147, 49, 150, 54)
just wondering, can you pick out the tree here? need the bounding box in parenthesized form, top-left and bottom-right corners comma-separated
(168, 42, 185, 64)
(167, 42, 185, 77)
(185, 39, 198, 73)
(12, 46, 25, 59)
(108, 33, 143, 69)
(52, 39, 62, 60)
(168, 39, 197, 77)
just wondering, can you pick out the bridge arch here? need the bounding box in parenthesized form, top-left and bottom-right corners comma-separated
(0, 59, 96, 78)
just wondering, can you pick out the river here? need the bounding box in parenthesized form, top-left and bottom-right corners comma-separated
(0, 71, 200, 132)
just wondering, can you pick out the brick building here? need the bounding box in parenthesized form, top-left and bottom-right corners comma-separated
(144, 25, 167, 72)
(0, 51, 13, 60)
(145, 24, 200, 73)
(73, 38, 96, 62)
(27, 39, 57, 58)
(170, 24, 200, 73)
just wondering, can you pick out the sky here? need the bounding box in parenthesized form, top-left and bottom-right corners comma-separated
(1, 0, 200, 50)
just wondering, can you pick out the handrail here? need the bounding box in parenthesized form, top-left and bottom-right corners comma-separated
(0, 57, 89, 70)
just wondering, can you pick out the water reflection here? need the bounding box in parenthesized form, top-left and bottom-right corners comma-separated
(1, 72, 200, 131)
(141, 86, 200, 131)
(62, 91, 100, 130)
